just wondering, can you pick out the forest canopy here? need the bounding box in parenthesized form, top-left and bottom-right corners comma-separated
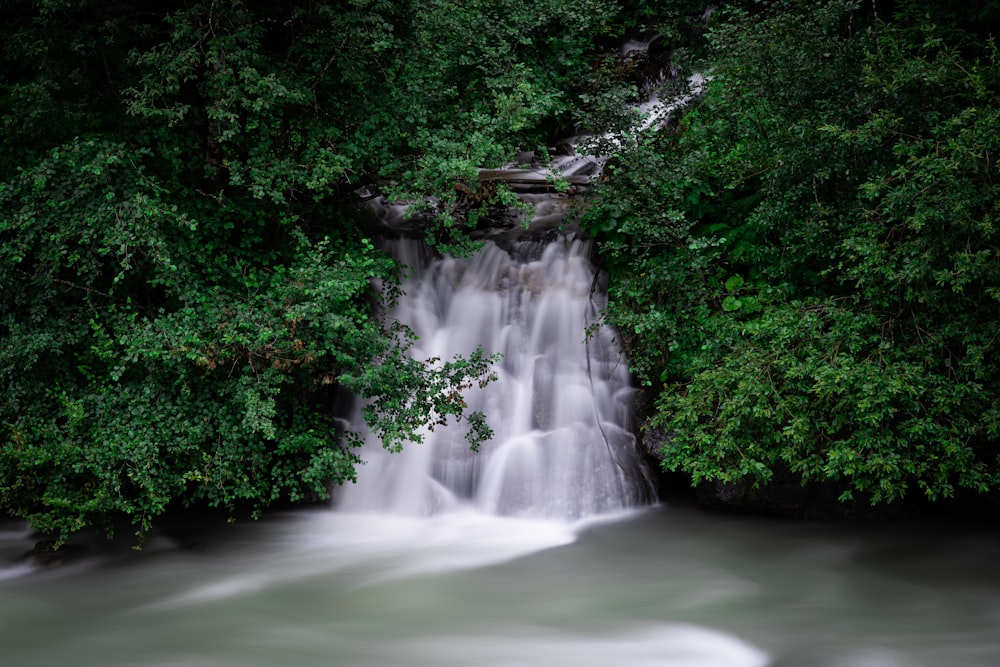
(2, 0, 1000, 543)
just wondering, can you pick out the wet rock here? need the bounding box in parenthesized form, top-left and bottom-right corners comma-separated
(21, 539, 89, 568)
(693, 475, 849, 520)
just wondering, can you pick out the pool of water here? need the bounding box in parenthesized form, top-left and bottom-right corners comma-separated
(3, 504, 998, 667)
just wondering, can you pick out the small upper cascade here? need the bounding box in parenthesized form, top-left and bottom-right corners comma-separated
(473, 33, 705, 208)
(361, 35, 705, 248)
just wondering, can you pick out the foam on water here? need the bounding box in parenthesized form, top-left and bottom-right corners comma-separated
(381, 625, 769, 667)
(336, 236, 654, 521)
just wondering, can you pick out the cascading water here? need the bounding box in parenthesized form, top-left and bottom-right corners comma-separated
(336, 232, 654, 520)
(336, 36, 692, 523)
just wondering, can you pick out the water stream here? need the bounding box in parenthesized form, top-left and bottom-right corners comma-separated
(4, 504, 1000, 666)
(336, 233, 652, 520)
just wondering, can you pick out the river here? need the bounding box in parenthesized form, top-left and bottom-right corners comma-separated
(3, 504, 1000, 666)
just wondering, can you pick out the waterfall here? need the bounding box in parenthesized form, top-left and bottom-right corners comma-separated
(336, 35, 690, 522)
(336, 232, 654, 520)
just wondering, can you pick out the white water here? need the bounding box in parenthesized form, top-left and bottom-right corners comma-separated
(336, 234, 653, 520)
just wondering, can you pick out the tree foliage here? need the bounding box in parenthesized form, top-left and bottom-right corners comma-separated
(584, 0, 1000, 506)
(6, 0, 999, 539)
(0, 0, 615, 542)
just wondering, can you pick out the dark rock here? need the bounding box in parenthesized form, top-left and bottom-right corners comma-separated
(551, 141, 575, 157)
(21, 539, 89, 568)
(692, 475, 865, 520)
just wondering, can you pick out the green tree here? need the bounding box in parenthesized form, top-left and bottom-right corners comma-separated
(585, 0, 1000, 507)
(1, 0, 617, 543)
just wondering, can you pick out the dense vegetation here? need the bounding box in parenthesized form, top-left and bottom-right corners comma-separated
(584, 0, 1000, 508)
(0, 0, 616, 542)
(2, 0, 999, 544)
